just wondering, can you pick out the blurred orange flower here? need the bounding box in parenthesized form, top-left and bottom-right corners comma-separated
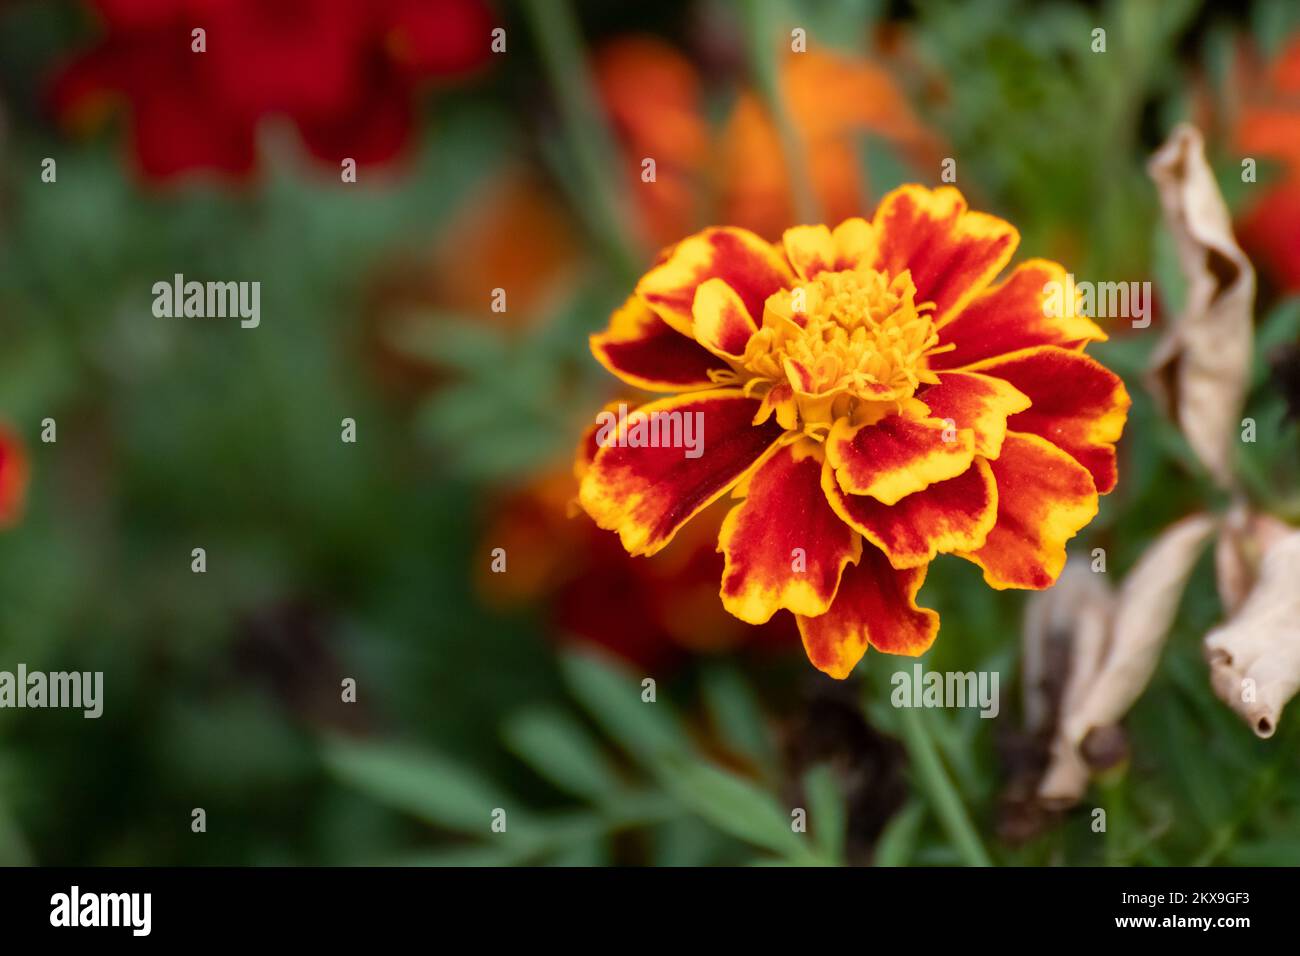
(1229, 35, 1300, 291)
(363, 167, 581, 397)
(422, 170, 584, 327)
(578, 185, 1128, 678)
(593, 37, 710, 249)
(718, 49, 941, 240)
(592, 39, 939, 246)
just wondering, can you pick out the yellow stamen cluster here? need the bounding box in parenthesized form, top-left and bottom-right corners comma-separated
(738, 269, 949, 432)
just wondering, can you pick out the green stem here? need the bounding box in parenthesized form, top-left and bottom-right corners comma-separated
(739, 0, 819, 225)
(896, 706, 992, 867)
(1098, 773, 1126, 866)
(519, 0, 643, 279)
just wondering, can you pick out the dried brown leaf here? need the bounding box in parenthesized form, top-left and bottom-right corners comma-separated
(1021, 556, 1113, 736)
(1205, 530, 1300, 738)
(1039, 514, 1215, 805)
(1036, 595, 1113, 808)
(1146, 124, 1255, 489)
(1214, 503, 1292, 616)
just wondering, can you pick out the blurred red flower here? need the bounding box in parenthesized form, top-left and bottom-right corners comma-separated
(50, 0, 494, 181)
(0, 426, 29, 528)
(477, 469, 795, 672)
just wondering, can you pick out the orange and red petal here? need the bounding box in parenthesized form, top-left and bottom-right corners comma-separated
(718, 439, 861, 624)
(635, 227, 793, 336)
(578, 390, 786, 557)
(752, 381, 799, 430)
(830, 218, 873, 272)
(796, 546, 939, 678)
(591, 296, 728, 392)
(827, 413, 974, 505)
(931, 259, 1107, 370)
(574, 398, 631, 482)
(782, 218, 873, 281)
(782, 225, 836, 282)
(824, 457, 997, 569)
(960, 431, 1098, 590)
(692, 277, 758, 359)
(916, 370, 1031, 460)
(964, 346, 1129, 494)
(866, 184, 1018, 324)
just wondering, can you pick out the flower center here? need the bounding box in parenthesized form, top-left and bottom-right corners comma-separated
(738, 269, 949, 432)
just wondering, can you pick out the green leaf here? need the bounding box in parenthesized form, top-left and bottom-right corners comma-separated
(389, 317, 505, 371)
(803, 764, 846, 864)
(860, 133, 911, 199)
(559, 649, 689, 768)
(874, 800, 926, 867)
(502, 706, 622, 801)
(746, 855, 821, 867)
(321, 736, 517, 835)
(1151, 204, 1186, 318)
(1253, 0, 1300, 59)
(0, 794, 31, 867)
(1153, 695, 1229, 833)
(654, 815, 727, 867)
(661, 756, 812, 861)
(1254, 296, 1300, 385)
(545, 837, 610, 867)
(1091, 332, 1155, 380)
(701, 666, 773, 769)
(1225, 837, 1300, 866)
(388, 844, 537, 867)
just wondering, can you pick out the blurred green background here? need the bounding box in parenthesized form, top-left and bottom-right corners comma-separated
(1, 0, 1299, 866)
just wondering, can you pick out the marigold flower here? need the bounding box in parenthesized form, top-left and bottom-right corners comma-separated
(577, 185, 1130, 678)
